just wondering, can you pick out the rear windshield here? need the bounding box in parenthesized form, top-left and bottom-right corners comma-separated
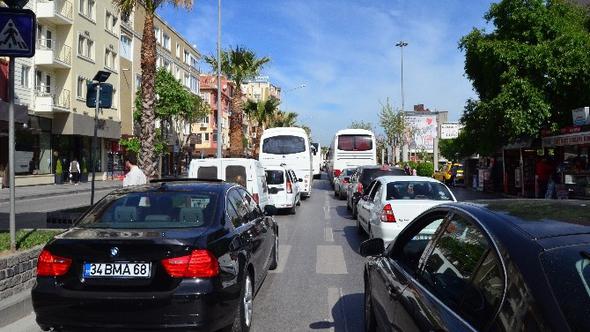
(540, 246, 590, 330)
(360, 169, 405, 185)
(197, 166, 217, 180)
(337, 135, 373, 151)
(263, 135, 306, 154)
(77, 191, 218, 229)
(266, 170, 285, 185)
(386, 181, 453, 200)
(226, 165, 247, 187)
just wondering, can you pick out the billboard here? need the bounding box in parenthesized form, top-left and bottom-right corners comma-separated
(440, 123, 463, 139)
(406, 115, 437, 152)
(572, 107, 590, 126)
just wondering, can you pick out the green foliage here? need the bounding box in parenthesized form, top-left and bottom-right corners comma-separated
(408, 161, 418, 170)
(55, 159, 62, 175)
(0, 229, 62, 253)
(379, 98, 409, 147)
(349, 121, 373, 131)
(268, 111, 298, 127)
(244, 96, 281, 127)
(204, 46, 270, 91)
(459, 0, 590, 155)
(120, 137, 141, 154)
(416, 162, 435, 177)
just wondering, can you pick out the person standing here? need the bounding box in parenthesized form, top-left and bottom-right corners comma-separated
(69, 158, 80, 185)
(123, 154, 147, 187)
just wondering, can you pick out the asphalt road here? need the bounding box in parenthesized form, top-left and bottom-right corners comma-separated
(1, 176, 497, 332)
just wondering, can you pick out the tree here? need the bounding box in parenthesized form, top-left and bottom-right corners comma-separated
(123, 68, 208, 165)
(379, 99, 410, 163)
(459, 0, 590, 155)
(204, 47, 270, 156)
(349, 121, 373, 131)
(244, 96, 280, 156)
(113, 0, 194, 177)
(268, 111, 298, 127)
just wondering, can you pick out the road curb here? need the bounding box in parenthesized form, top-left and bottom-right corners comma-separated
(0, 290, 32, 328)
(0, 185, 121, 204)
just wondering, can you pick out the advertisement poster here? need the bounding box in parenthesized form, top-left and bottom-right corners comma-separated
(440, 123, 463, 139)
(406, 115, 437, 152)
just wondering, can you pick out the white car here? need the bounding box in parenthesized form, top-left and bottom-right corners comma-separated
(356, 176, 456, 243)
(188, 158, 270, 209)
(265, 166, 301, 214)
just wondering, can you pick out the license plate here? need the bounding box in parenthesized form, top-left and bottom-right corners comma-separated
(83, 263, 151, 278)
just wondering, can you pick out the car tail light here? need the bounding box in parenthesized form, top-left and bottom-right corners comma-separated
(380, 203, 396, 223)
(252, 193, 260, 204)
(333, 169, 341, 177)
(37, 250, 72, 277)
(286, 181, 293, 194)
(357, 182, 363, 194)
(162, 250, 219, 278)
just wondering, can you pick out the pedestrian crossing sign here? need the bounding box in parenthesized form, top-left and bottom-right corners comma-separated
(0, 8, 35, 57)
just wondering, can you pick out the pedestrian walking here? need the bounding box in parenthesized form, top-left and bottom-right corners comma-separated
(123, 154, 147, 187)
(404, 164, 411, 175)
(69, 158, 80, 185)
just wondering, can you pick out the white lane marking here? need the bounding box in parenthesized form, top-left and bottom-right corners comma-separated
(269, 245, 291, 274)
(324, 227, 334, 242)
(323, 206, 331, 220)
(316, 245, 348, 274)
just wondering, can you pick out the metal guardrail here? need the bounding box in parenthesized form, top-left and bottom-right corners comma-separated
(57, 0, 74, 20)
(36, 39, 72, 66)
(57, 44, 72, 65)
(55, 89, 71, 109)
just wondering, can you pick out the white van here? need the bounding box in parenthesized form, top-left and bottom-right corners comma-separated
(265, 166, 301, 214)
(188, 158, 270, 209)
(259, 127, 313, 198)
(327, 129, 377, 184)
(311, 142, 322, 179)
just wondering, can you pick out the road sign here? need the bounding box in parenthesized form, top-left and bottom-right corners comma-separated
(86, 83, 113, 108)
(0, 8, 35, 57)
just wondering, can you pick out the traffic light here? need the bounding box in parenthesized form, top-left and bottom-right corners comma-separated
(86, 83, 113, 108)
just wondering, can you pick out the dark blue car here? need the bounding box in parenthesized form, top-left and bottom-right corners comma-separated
(361, 199, 590, 331)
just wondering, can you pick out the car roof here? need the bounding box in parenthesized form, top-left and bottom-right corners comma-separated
(189, 158, 261, 165)
(110, 180, 232, 195)
(335, 128, 374, 136)
(377, 175, 443, 183)
(456, 200, 590, 242)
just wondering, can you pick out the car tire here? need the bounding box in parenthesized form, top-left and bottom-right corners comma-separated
(296, 197, 301, 206)
(227, 273, 253, 332)
(269, 234, 278, 270)
(364, 279, 377, 332)
(290, 204, 296, 215)
(334, 187, 339, 197)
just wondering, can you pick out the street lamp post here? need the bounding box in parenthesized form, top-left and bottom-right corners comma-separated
(216, 0, 223, 158)
(89, 70, 111, 205)
(395, 41, 409, 162)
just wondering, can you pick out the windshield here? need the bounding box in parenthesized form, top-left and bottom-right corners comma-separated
(337, 135, 373, 151)
(541, 246, 590, 330)
(386, 181, 453, 200)
(266, 170, 285, 185)
(263, 135, 306, 154)
(360, 168, 405, 186)
(77, 191, 218, 229)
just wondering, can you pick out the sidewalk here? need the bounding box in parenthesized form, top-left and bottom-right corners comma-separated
(0, 180, 122, 203)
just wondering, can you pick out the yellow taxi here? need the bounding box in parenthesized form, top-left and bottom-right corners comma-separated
(433, 162, 464, 185)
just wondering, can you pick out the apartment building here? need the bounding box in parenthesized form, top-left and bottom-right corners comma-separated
(241, 76, 281, 155)
(1, 0, 122, 185)
(193, 74, 232, 157)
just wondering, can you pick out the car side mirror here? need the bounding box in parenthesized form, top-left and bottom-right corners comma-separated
(264, 205, 277, 216)
(298, 178, 303, 182)
(269, 187, 279, 194)
(360, 238, 385, 257)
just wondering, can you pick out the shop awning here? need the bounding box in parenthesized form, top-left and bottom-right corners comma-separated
(542, 131, 590, 147)
(0, 100, 28, 123)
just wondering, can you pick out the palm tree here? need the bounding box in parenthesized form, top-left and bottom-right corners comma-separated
(113, 0, 193, 177)
(244, 96, 280, 156)
(204, 47, 270, 157)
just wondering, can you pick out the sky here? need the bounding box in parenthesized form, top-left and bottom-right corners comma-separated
(158, 0, 494, 146)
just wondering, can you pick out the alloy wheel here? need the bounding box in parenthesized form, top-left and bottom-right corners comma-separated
(243, 275, 253, 327)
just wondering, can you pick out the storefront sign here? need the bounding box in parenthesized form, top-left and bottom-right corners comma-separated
(440, 123, 462, 139)
(543, 131, 590, 147)
(572, 107, 590, 126)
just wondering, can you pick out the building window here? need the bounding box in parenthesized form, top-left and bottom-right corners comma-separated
(88, 0, 95, 19)
(105, 48, 117, 70)
(196, 133, 202, 144)
(20, 65, 30, 88)
(200, 116, 209, 124)
(191, 55, 198, 70)
(154, 27, 161, 44)
(184, 73, 190, 88)
(163, 34, 171, 50)
(135, 74, 141, 91)
(77, 34, 94, 60)
(175, 65, 181, 80)
(184, 50, 190, 64)
(190, 75, 198, 93)
(79, 0, 85, 14)
(176, 43, 181, 57)
(105, 11, 118, 33)
(120, 35, 132, 59)
(163, 59, 171, 72)
(205, 133, 209, 141)
(77, 76, 87, 99)
(79, 0, 95, 20)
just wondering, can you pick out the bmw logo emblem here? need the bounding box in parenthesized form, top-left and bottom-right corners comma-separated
(110, 247, 119, 257)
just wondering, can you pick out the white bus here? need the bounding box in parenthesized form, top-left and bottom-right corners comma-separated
(327, 129, 377, 184)
(259, 127, 313, 198)
(311, 142, 322, 179)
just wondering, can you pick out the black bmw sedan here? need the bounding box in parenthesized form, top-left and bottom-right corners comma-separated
(32, 180, 279, 331)
(361, 199, 590, 332)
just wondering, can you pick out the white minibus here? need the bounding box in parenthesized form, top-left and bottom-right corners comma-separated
(327, 129, 377, 184)
(311, 142, 322, 179)
(259, 127, 313, 198)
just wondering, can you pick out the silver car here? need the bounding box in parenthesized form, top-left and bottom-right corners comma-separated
(334, 168, 355, 200)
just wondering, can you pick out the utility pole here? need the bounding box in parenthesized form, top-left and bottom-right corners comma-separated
(8, 57, 15, 252)
(216, 0, 223, 158)
(396, 41, 408, 162)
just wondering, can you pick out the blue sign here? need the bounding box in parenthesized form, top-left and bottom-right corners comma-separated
(0, 8, 36, 57)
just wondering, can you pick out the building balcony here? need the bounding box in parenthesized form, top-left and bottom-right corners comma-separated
(37, 0, 74, 25)
(34, 87, 71, 113)
(35, 40, 71, 69)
